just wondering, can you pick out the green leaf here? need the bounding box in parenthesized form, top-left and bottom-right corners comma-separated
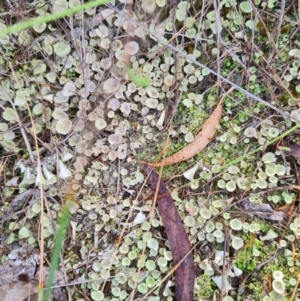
(19, 227, 30, 239)
(43, 205, 70, 301)
(3, 108, 16, 122)
(127, 68, 149, 87)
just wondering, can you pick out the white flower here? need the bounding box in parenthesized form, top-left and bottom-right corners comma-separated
(133, 212, 146, 225)
(19, 167, 35, 188)
(42, 163, 57, 185)
(183, 163, 200, 181)
(58, 160, 72, 179)
(35, 166, 46, 186)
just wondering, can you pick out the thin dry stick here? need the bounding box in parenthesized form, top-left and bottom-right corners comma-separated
(100, 174, 152, 293)
(108, 5, 286, 116)
(128, 138, 171, 301)
(174, 122, 300, 190)
(250, 0, 278, 52)
(167, 5, 202, 45)
(99, 4, 144, 291)
(267, 0, 286, 62)
(146, 87, 234, 167)
(289, 223, 300, 299)
(142, 89, 232, 297)
(139, 195, 259, 300)
(220, 227, 228, 301)
(273, 26, 298, 64)
(8, 62, 46, 299)
(194, 0, 209, 47)
(0, 85, 34, 163)
(139, 232, 198, 301)
(116, 159, 121, 194)
(213, 0, 221, 89)
(29, 123, 45, 298)
(252, 43, 298, 104)
(0, 156, 8, 176)
(121, 11, 190, 298)
(297, 0, 300, 24)
(141, 183, 298, 301)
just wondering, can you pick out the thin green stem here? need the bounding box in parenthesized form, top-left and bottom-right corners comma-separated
(43, 205, 70, 301)
(220, 122, 300, 171)
(189, 122, 300, 185)
(0, 0, 109, 38)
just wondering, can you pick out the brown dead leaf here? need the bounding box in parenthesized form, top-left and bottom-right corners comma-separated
(145, 165, 195, 301)
(237, 198, 285, 221)
(276, 197, 295, 216)
(291, 185, 300, 191)
(284, 145, 300, 158)
(146, 100, 223, 167)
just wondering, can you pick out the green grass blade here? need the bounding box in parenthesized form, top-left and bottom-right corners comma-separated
(0, 0, 109, 38)
(127, 68, 149, 87)
(43, 205, 71, 301)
